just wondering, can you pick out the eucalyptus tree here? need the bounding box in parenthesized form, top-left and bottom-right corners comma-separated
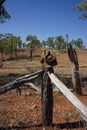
(16, 36, 22, 48)
(5, 33, 22, 60)
(75, 0, 87, 19)
(46, 37, 55, 48)
(41, 40, 47, 48)
(75, 38, 84, 48)
(13, 36, 22, 58)
(55, 36, 65, 51)
(0, 33, 7, 61)
(5, 33, 14, 60)
(70, 38, 84, 48)
(22, 42, 27, 48)
(26, 35, 41, 48)
(0, 0, 11, 23)
(26, 35, 41, 60)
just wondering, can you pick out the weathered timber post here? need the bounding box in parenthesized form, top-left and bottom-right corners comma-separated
(41, 67, 53, 126)
(40, 50, 57, 127)
(68, 44, 82, 95)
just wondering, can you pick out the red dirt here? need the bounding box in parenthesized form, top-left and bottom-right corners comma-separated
(0, 87, 87, 129)
(0, 49, 87, 129)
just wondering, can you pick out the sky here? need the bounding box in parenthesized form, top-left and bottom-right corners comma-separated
(0, 0, 87, 46)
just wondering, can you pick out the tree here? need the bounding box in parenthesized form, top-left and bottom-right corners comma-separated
(13, 36, 22, 58)
(4, 33, 22, 60)
(26, 35, 41, 60)
(22, 42, 26, 48)
(75, 0, 87, 19)
(41, 40, 47, 48)
(0, 0, 11, 23)
(46, 37, 55, 48)
(55, 36, 65, 51)
(75, 38, 84, 48)
(70, 38, 84, 48)
(0, 33, 7, 61)
(26, 35, 41, 49)
(5, 33, 14, 60)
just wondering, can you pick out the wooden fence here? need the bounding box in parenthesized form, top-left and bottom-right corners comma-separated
(0, 66, 87, 129)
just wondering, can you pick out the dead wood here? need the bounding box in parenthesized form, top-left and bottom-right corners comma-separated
(0, 70, 44, 95)
(48, 71, 87, 122)
(25, 82, 41, 94)
(68, 44, 82, 95)
(42, 67, 53, 126)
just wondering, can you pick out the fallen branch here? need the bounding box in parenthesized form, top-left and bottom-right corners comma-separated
(16, 70, 43, 80)
(0, 70, 44, 95)
(25, 82, 41, 94)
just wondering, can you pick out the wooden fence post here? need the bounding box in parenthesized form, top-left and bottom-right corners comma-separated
(68, 44, 82, 95)
(41, 67, 53, 126)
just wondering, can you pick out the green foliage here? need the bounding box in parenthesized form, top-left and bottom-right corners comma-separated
(41, 35, 85, 49)
(0, 0, 11, 23)
(0, 33, 7, 53)
(46, 37, 55, 48)
(0, 33, 85, 61)
(70, 38, 84, 48)
(42, 36, 66, 50)
(75, 0, 87, 19)
(41, 40, 47, 48)
(55, 36, 65, 50)
(75, 38, 84, 48)
(0, 33, 22, 60)
(22, 42, 27, 48)
(26, 35, 41, 49)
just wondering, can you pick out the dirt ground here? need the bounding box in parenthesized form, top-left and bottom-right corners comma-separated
(0, 88, 87, 129)
(0, 49, 87, 129)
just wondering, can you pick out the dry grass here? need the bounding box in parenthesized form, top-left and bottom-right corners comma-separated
(0, 49, 87, 129)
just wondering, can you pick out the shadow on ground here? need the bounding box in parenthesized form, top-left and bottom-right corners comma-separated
(0, 120, 86, 130)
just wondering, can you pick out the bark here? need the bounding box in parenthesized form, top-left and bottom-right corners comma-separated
(68, 44, 82, 95)
(41, 67, 53, 126)
(25, 82, 41, 94)
(29, 48, 32, 61)
(1, 51, 4, 61)
(0, 70, 44, 95)
(15, 48, 17, 58)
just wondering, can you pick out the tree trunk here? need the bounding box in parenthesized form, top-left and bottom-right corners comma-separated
(10, 42, 13, 60)
(1, 51, 4, 61)
(15, 48, 17, 59)
(29, 48, 32, 61)
(68, 44, 82, 95)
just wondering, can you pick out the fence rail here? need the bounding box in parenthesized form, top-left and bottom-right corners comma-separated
(48, 71, 87, 122)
